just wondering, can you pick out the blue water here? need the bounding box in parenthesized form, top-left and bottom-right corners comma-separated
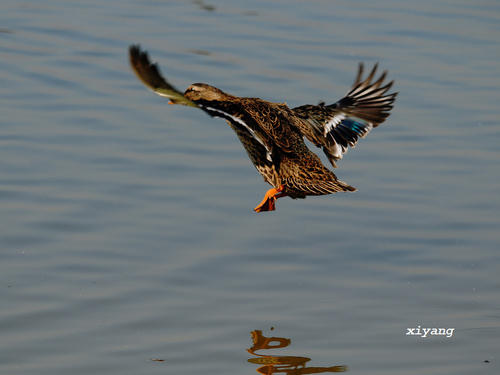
(1, 1, 499, 374)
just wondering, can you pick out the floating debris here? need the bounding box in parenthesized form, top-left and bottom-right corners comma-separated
(192, 0, 215, 12)
(188, 49, 211, 56)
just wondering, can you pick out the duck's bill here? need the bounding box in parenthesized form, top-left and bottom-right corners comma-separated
(153, 87, 198, 107)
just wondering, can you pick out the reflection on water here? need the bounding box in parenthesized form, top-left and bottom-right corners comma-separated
(248, 330, 347, 375)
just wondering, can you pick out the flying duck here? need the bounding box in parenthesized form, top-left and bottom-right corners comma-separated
(129, 45, 397, 212)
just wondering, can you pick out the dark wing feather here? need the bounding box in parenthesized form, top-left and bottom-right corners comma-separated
(129, 45, 197, 107)
(340, 63, 396, 123)
(224, 119, 279, 187)
(238, 99, 300, 154)
(197, 98, 299, 158)
(293, 63, 397, 167)
(200, 105, 278, 182)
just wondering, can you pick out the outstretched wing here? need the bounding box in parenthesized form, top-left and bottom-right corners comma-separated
(129, 45, 197, 107)
(196, 103, 279, 185)
(224, 119, 280, 187)
(129, 45, 279, 186)
(293, 63, 397, 167)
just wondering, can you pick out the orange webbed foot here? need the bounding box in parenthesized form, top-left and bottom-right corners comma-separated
(254, 185, 285, 213)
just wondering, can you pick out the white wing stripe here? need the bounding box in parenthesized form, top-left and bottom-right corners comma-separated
(205, 106, 273, 162)
(331, 142, 342, 158)
(324, 113, 345, 136)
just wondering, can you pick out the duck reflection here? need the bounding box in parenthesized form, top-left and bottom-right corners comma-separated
(247, 330, 347, 374)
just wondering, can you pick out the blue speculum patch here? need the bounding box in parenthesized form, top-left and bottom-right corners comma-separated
(341, 118, 367, 135)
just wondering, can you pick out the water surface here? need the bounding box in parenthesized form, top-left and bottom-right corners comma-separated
(1, 1, 499, 374)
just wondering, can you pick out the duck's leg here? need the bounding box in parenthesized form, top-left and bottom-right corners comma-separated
(254, 185, 286, 213)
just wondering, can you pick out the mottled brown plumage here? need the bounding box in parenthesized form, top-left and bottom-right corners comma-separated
(128, 45, 397, 212)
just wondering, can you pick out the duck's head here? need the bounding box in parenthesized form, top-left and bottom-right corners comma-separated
(184, 83, 231, 102)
